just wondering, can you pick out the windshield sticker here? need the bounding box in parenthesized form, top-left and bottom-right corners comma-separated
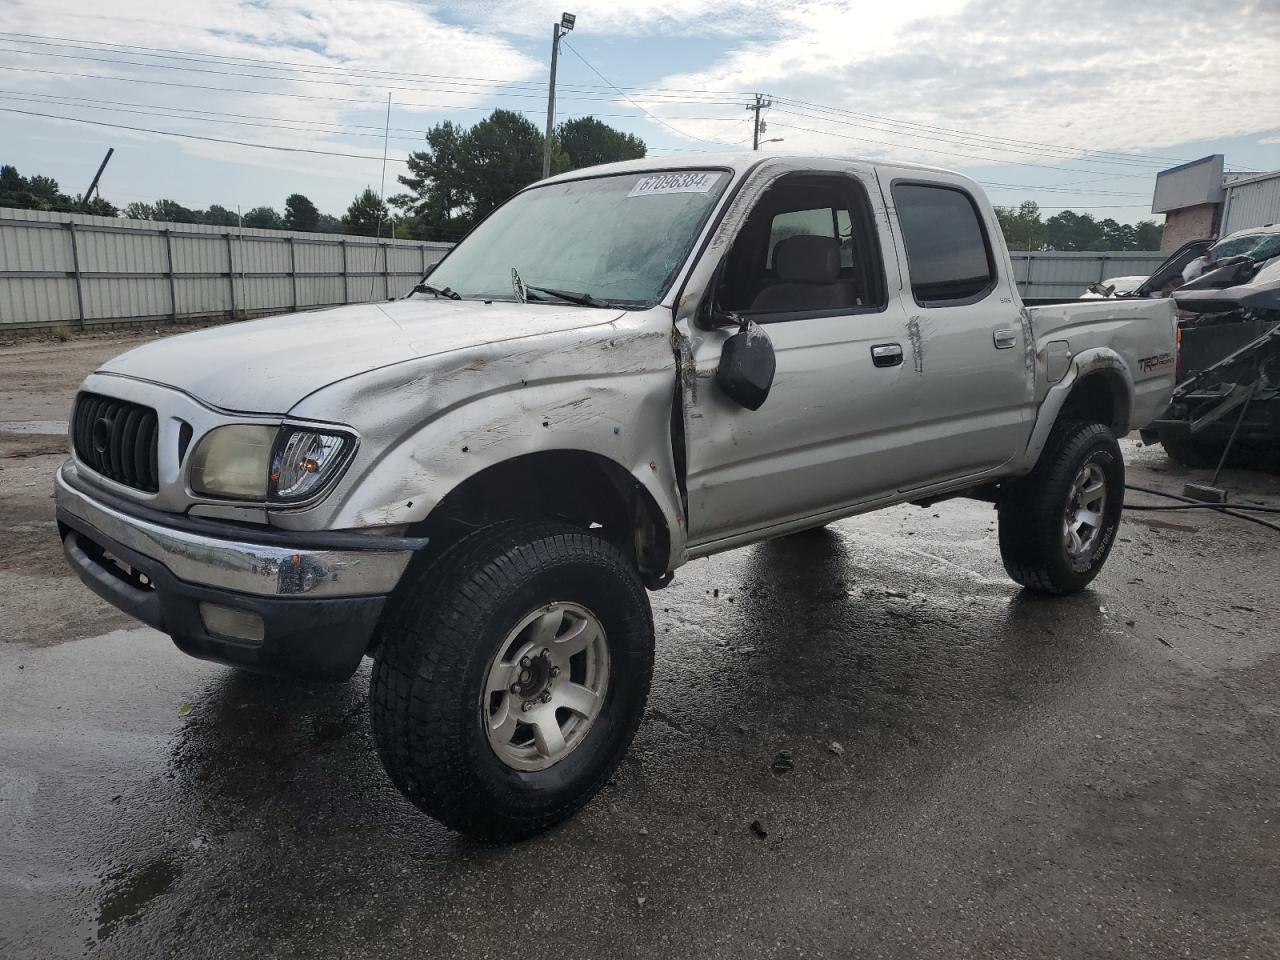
(627, 171, 723, 198)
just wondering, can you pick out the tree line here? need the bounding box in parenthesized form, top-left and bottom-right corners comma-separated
(1, 164, 392, 236)
(1, 112, 644, 241)
(994, 201, 1162, 252)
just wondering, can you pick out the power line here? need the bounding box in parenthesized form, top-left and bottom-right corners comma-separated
(0, 64, 744, 119)
(0, 31, 762, 99)
(0, 39, 745, 106)
(770, 95, 1190, 167)
(559, 39, 746, 147)
(0, 89, 747, 140)
(770, 105, 1166, 173)
(0, 105, 407, 162)
(765, 121, 1156, 180)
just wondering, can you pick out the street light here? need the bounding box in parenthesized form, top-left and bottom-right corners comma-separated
(543, 12, 576, 179)
(761, 138, 785, 146)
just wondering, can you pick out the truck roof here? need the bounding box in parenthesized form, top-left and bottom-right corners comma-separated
(541, 151, 970, 186)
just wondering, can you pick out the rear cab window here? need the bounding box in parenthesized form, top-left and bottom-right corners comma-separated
(892, 182, 996, 306)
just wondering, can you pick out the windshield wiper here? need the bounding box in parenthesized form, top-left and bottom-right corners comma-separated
(523, 285, 608, 308)
(412, 282, 461, 300)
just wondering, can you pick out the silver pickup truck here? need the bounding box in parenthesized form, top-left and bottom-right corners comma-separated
(56, 155, 1176, 839)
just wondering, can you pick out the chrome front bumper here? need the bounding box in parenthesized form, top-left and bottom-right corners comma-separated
(55, 463, 415, 599)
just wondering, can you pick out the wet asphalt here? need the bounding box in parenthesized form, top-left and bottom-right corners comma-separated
(2, 333, 1279, 959)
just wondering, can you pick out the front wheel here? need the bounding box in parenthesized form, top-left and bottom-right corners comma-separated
(998, 421, 1124, 595)
(370, 520, 654, 841)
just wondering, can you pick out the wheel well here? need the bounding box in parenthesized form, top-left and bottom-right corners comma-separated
(1059, 371, 1129, 435)
(410, 451, 671, 578)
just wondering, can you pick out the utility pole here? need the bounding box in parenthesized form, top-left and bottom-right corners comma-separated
(542, 12, 576, 180)
(81, 147, 114, 209)
(747, 94, 772, 150)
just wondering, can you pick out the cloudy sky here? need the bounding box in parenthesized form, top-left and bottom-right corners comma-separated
(3, 0, 1279, 226)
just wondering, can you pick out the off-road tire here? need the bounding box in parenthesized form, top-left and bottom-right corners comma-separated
(998, 420, 1124, 595)
(369, 520, 654, 841)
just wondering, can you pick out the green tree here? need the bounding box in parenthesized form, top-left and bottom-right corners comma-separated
(557, 116, 646, 170)
(315, 213, 343, 233)
(993, 200, 1044, 251)
(342, 187, 388, 236)
(241, 206, 282, 229)
(393, 119, 468, 240)
(0, 165, 78, 211)
(1094, 219, 1137, 251)
(1135, 220, 1162, 250)
(462, 109, 566, 222)
(127, 199, 199, 223)
(1045, 210, 1103, 251)
(79, 195, 118, 217)
(392, 109, 570, 239)
(202, 204, 240, 226)
(283, 193, 320, 232)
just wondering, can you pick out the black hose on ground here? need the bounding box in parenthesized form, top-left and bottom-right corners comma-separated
(1123, 482, 1280, 534)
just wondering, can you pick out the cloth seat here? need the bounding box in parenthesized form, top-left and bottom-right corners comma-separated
(749, 235, 857, 312)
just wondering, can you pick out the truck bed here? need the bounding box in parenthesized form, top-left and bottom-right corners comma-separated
(1025, 297, 1178, 432)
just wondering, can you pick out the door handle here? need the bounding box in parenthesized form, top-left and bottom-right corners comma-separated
(871, 343, 903, 367)
(993, 328, 1018, 349)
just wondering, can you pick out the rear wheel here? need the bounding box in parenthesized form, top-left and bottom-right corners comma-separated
(998, 420, 1124, 595)
(369, 520, 654, 841)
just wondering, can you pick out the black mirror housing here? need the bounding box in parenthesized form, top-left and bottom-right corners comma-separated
(715, 318, 776, 411)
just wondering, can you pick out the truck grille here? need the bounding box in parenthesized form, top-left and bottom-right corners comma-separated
(72, 392, 160, 493)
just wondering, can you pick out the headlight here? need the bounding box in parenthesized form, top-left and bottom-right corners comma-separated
(189, 424, 353, 502)
(189, 424, 276, 499)
(269, 429, 352, 502)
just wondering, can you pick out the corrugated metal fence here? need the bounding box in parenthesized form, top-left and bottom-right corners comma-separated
(0, 207, 453, 331)
(1, 206, 1171, 329)
(1008, 251, 1168, 297)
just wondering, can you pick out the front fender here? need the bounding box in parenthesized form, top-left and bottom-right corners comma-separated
(272, 312, 689, 563)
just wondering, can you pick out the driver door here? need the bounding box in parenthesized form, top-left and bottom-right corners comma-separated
(677, 166, 922, 550)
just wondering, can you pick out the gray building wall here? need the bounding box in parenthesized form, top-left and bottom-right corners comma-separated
(1221, 173, 1280, 236)
(0, 207, 453, 331)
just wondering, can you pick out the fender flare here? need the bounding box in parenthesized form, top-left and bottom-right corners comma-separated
(1021, 347, 1134, 469)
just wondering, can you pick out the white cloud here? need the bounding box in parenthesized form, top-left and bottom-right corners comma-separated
(641, 0, 1280, 167)
(0, 0, 544, 207)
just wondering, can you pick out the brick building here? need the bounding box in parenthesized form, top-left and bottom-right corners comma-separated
(1152, 154, 1280, 252)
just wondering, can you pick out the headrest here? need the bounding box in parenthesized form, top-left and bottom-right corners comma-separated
(773, 234, 840, 284)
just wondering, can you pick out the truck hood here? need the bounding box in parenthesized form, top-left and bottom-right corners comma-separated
(98, 298, 626, 414)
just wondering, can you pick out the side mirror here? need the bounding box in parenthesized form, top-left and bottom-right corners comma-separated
(715, 317, 776, 411)
(1087, 281, 1115, 298)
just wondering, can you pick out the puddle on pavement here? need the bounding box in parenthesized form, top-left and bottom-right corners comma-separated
(96, 856, 181, 939)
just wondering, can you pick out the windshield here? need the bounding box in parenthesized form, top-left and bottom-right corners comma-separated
(421, 170, 730, 307)
(1211, 232, 1280, 262)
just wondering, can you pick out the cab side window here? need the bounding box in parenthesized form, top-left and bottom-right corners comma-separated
(892, 183, 995, 305)
(715, 175, 885, 320)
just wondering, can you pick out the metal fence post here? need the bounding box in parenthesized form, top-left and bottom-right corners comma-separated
(224, 233, 237, 318)
(340, 238, 349, 304)
(1024, 252, 1034, 295)
(382, 242, 390, 300)
(288, 237, 298, 310)
(163, 229, 178, 322)
(67, 221, 86, 329)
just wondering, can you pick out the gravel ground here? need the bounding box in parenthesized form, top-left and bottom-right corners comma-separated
(1, 329, 1277, 960)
